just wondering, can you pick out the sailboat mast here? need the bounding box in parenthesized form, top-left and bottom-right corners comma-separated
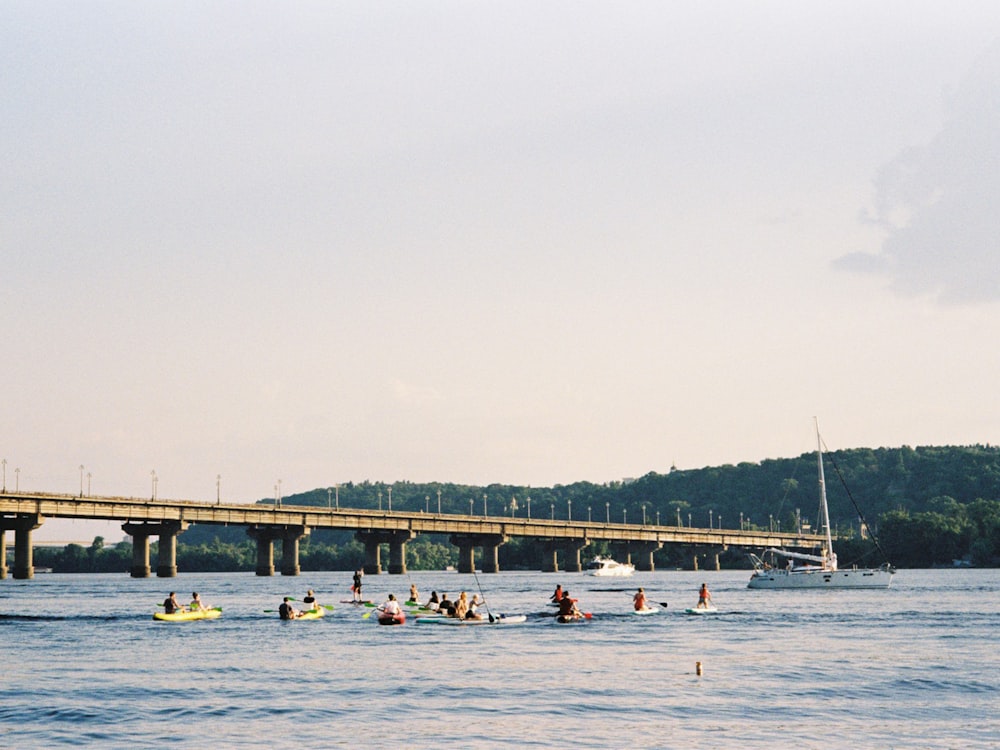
(815, 418, 835, 564)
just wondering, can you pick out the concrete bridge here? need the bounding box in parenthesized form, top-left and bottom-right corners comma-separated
(1, 490, 826, 579)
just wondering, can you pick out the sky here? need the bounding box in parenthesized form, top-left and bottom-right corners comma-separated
(4, 2, 1000, 542)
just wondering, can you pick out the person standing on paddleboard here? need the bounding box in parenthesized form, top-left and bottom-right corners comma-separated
(352, 569, 363, 602)
(697, 583, 712, 609)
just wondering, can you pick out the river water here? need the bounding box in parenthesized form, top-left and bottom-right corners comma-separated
(1, 568, 997, 749)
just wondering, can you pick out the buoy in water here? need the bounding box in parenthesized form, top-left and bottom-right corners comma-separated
(696, 661, 703, 676)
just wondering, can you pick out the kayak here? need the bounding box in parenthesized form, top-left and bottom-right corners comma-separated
(290, 608, 325, 620)
(419, 614, 527, 626)
(153, 607, 222, 622)
(377, 611, 406, 626)
(684, 606, 719, 615)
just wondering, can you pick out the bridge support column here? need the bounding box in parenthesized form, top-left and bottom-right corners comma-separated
(563, 544, 585, 573)
(247, 525, 284, 576)
(0, 530, 7, 579)
(123, 521, 189, 578)
(693, 554, 699, 571)
(450, 534, 507, 573)
(542, 542, 560, 573)
(632, 543, 661, 572)
(354, 530, 415, 575)
(1, 514, 43, 580)
(132, 534, 151, 577)
(280, 527, 308, 576)
(713, 552, 721, 571)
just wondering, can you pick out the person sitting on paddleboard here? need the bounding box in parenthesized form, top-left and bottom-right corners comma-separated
(279, 597, 299, 620)
(466, 594, 483, 620)
(427, 591, 440, 611)
(437, 592, 455, 617)
(455, 592, 469, 620)
(302, 589, 318, 612)
(164, 592, 183, 614)
(550, 584, 563, 603)
(352, 569, 363, 602)
(633, 587, 647, 611)
(409, 584, 420, 604)
(697, 583, 712, 609)
(558, 591, 581, 620)
(380, 594, 402, 619)
(189, 592, 205, 612)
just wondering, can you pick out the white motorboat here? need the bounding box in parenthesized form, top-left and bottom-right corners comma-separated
(584, 556, 635, 577)
(747, 420, 895, 590)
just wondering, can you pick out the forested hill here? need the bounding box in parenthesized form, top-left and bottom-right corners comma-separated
(174, 443, 1000, 568)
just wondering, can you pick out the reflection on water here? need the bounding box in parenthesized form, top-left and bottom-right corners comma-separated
(1, 569, 998, 748)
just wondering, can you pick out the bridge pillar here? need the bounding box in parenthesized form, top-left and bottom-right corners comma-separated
(542, 542, 560, 573)
(632, 543, 661, 572)
(123, 521, 189, 577)
(693, 554, 699, 571)
(387, 531, 414, 575)
(0, 530, 7, 579)
(280, 527, 308, 576)
(247, 525, 280, 576)
(449, 534, 507, 573)
(356, 530, 415, 574)
(132, 534, 151, 577)
(2, 514, 43, 580)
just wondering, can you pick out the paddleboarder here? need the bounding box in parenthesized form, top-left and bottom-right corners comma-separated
(633, 587, 648, 611)
(696, 583, 712, 609)
(558, 590, 582, 621)
(550, 584, 563, 603)
(409, 584, 420, 604)
(352, 569, 363, 602)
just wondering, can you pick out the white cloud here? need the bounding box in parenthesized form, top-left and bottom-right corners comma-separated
(836, 41, 1000, 305)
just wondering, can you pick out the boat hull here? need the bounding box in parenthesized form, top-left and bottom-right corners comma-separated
(747, 568, 894, 589)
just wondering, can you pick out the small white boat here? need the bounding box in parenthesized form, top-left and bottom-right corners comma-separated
(584, 556, 635, 577)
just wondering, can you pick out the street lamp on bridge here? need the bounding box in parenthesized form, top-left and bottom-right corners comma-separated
(526, 496, 531, 518)
(606, 501, 610, 524)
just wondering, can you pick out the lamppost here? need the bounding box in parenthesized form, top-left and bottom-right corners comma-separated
(588, 505, 592, 522)
(436, 489, 441, 514)
(87, 472, 91, 497)
(550, 502, 554, 520)
(718, 515, 722, 530)
(277, 479, 282, 507)
(79, 465, 85, 498)
(1, 458, 5, 491)
(16, 467, 21, 492)
(510, 496, 518, 517)
(151, 470, 157, 501)
(336, 485, 340, 509)
(656, 511, 660, 526)
(526, 496, 531, 518)
(469, 498, 473, 515)
(740, 511, 744, 530)
(217, 474, 221, 505)
(483, 493, 487, 517)
(769, 513, 774, 532)
(425, 495, 430, 513)
(378, 491, 382, 511)
(567, 499, 572, 521)
(623, 508, 627, 524)
(388, 487, 392, 512)
(642, 504, 647, 525)
(709, 509, 713, 528)
(688, 512, 692, 527)
(606, 501, 610, 524)
(676, 507, 681, 526)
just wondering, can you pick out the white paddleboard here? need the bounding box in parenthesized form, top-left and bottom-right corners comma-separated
(684, 606, 718, 615)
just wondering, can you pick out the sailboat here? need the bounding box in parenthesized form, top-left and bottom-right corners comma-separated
(747, 421, 895, 590)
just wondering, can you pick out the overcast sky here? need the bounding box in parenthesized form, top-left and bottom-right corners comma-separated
(4, 2, 1000, 541)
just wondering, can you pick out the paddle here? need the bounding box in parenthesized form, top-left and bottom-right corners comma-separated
(471, 568, 495, 623)
(289, 597, 334, 611)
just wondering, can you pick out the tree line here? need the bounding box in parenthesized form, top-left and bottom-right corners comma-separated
(30, 444, 1000, 572)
